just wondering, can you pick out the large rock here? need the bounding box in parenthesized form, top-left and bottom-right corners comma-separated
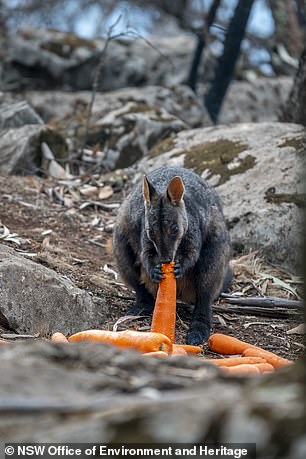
(216, 77, 292, 124)
(3, 28, 195, 90)
(0, 340, 304, 458)
(25, 85, 207, 128)
(22, 85, 208, 169)
(139, 122, 306, 272)
(0, 101, 43, 128)
(0, 124, 67, 175)
(0, 245, 109, 334)
(0, 100, 67, 175)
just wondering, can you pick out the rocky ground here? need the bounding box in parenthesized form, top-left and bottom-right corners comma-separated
(0, 173, 304, 360)
(0, 170, 304, 452)
(0, 28, 305, 451)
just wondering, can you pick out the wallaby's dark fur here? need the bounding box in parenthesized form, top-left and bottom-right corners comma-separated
(113, 166, 231, 345)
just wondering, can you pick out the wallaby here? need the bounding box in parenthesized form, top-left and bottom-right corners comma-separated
(113, 166, 231, 345)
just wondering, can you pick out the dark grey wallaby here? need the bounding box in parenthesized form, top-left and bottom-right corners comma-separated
(113, 166, 231, 345)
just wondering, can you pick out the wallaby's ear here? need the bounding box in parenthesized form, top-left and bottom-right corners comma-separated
(167, 176, 184, 205)
(143, 175, 156, 206)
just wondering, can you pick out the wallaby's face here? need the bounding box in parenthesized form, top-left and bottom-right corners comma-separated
(143, 175, 188, 262)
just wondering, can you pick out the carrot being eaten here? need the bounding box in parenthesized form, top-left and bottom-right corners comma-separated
(68, 329, 172, 354)
(150, 261, 176, 343)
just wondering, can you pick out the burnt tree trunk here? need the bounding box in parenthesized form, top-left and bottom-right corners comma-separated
(296, 0, 306, 28)
(282, 48, 306, 126)
(204, 0, 255, 123)
(187, 0, 221, 92)
(269, 0, 305, 58)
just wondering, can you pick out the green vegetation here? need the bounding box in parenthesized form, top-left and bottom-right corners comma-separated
(183, 139, 253, 185)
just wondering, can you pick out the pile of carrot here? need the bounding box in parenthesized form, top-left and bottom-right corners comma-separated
(50, 261, 294, 375)
(51, 262, 201, 357)
(205, 333, 293, 374)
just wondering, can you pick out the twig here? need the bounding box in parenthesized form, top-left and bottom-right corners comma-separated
(214, 304, 300, 318)
(220, 294, 303, 309)
(0, 333, 39, 340)
(81, 33, 124, 153)
(112, 315, 144, 332)
(80, 201, 120, 211)
(81, 19, 175, 154)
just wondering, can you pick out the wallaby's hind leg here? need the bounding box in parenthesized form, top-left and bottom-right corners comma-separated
(186, 242, 230, 345)
(113, 231, 154, 316)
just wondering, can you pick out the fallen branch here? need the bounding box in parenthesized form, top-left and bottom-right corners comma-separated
(214, 305, 300, 318)
(220, 294, 303, 309)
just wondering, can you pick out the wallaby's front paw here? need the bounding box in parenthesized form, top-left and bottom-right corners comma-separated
(186, 325, 210, 345)
(173, 260, 184, 278)
(149, 263, 164, 283)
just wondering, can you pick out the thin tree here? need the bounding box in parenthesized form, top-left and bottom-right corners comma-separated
(204, 0, 255, 123)
(282, 47, 306, 126)
(268, 0, 305, 58)
(187, 0, 221, 92)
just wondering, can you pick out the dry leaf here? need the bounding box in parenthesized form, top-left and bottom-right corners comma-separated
(215, 315, 227, 327)
(15, 249, 37, 257)
(99, 186, 113, 200)
(63, 197, 74, 208)
(230, 251, 258, 266)
(41, 229, 53, 236)
(0, 223, 22, 245)
(48, 160, 69, 179)
(80, 186, 98, 197)
(113, 315, 144, 332)
(286, 324, 305, 335)
(103, 264, 118, 280)
(41, 142, 55, 160)
(90, 216, 100, 227)
(259, 273, 300, 298)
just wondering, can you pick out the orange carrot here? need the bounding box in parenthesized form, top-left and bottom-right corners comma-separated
(242, 347, 293, 369)
(208, 333, 255, 355)
(208, 333, 293, 368)
(143, 351, 169, 358)
(173, 344, 202, 355)
(171, 346, 188, 355)
(253, 362, 275, 373)
(151, 261, 176, 343)
(51, 332, 69, 343)
(201, 356, 267, 367)
(68, 329, 172, 353)
(222, 364, 261, 375)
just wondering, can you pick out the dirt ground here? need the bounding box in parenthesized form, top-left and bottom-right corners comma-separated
(0, 174, 304, 361)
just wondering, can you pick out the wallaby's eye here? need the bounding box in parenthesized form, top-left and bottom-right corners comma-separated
(170, 224, 179, 236)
